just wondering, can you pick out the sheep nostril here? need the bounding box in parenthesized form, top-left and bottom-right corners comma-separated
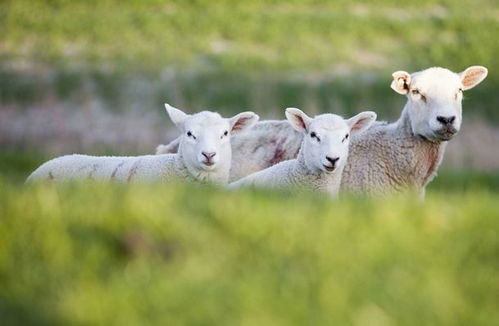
(202, 152, 216, 160)
(436, 116, 455, 126)
(326, 156, 339, 166)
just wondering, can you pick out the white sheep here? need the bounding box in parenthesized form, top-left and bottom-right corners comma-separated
(229, 108, 376, 197)
(26, 104, 259, 185)
(157, 65, 488, 196)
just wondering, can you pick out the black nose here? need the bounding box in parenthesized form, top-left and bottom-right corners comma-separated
(326, 156, 339, 167)
(436, 116, 456, 126)
(202, 152, 216, 160)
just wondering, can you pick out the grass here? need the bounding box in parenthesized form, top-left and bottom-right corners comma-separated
(2, 0, 498, 72)
(0, 180, 498, 325)
(1, 0, 499, 120)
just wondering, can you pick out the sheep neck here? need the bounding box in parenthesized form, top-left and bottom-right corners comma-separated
(396, 103, 447, 188)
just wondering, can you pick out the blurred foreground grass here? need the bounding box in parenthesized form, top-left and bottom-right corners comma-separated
(0, 180, 498, 325)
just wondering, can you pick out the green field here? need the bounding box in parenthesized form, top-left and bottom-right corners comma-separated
(2, 0, 499, 119)
(1, 152, 499, 325)
(1, 180, 499, 325)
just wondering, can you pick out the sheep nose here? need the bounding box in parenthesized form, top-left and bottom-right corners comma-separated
(436, 116, 455, 126)
(326, 156, 339, 167)
(202, 152, 216, 160)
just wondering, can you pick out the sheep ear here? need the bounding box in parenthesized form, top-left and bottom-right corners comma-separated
(347, 111, 377, 135)
(390, 71, 411, 95)
(285, 108, 312, 133)
(165, 103, 188, 128)
(459, 66, 488, 90)
(229, 111, 259, 135)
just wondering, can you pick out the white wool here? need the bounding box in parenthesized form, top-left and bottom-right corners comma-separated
(157, 66, 488, 196)
(229, 109, 376, 197)
(27, 105, 259, 185)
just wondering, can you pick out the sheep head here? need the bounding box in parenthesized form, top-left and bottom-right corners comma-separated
(165, 104, 259, 175)
(391, 66, 488, 142)
(286, 108, 376, 174)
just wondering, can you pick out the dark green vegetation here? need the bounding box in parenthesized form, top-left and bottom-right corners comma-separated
(1, 0, 498, 119)
(1, 180, 499, 325)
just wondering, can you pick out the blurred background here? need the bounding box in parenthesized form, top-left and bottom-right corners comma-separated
(1, 0, 499, 180)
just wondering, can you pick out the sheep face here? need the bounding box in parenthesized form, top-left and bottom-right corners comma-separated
(391, 66, 488, 142)
(165, 104, 259, 174)
(286, 108, 376, 173)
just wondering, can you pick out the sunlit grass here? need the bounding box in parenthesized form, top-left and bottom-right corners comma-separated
(0, 180, 498, 325)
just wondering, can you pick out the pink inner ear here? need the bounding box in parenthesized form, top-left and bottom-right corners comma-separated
(462, 69, 483, 86)
(351, 118, 368, 132)
(232, 117, 251, 132)
(292, 115, 307, 130)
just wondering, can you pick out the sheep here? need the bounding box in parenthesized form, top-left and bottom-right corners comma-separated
(229, 108, 376, 197)
(26, 104, 259, 185)
(157, 65, 488, 196)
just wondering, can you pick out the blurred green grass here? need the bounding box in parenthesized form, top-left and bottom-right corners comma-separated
(2, 0, 498, 72)
(1, 0, 499, 119)
(1, 180, 498, 325)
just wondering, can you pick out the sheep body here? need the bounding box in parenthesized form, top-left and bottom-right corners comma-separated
(27, 105, 259, 185)
(230, 109, 376, 197)
(229, 150, 343, 196)
(26, 153, 198, 183)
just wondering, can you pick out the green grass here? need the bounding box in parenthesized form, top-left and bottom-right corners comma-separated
(1, 0, 499, 120)
(2, 0, 498, 72)
(0, 180, 498, 325)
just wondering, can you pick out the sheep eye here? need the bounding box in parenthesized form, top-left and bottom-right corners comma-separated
(310, 132, 320, 142)
(342, 133, 349, 143)
(412, 89, 427, 102)
(458, 88, 463, 92)
(187, 131, 196, 139)
(224, 130, 228, 136)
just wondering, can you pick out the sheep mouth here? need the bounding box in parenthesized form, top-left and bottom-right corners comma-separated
(202, 160, 215, 167)
(434, 127, 458, 141)
(420, 127, 458, 143)
(322, 164, 336, 172)
(200, 161, 217, 170)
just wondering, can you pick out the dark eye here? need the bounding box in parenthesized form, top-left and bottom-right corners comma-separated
(224, 130, 228, 136)
(310, 132, 320, 142)
(187, 131, 196, 139)
(342, 133, 349, 143)
(412, 89, 426, 102)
